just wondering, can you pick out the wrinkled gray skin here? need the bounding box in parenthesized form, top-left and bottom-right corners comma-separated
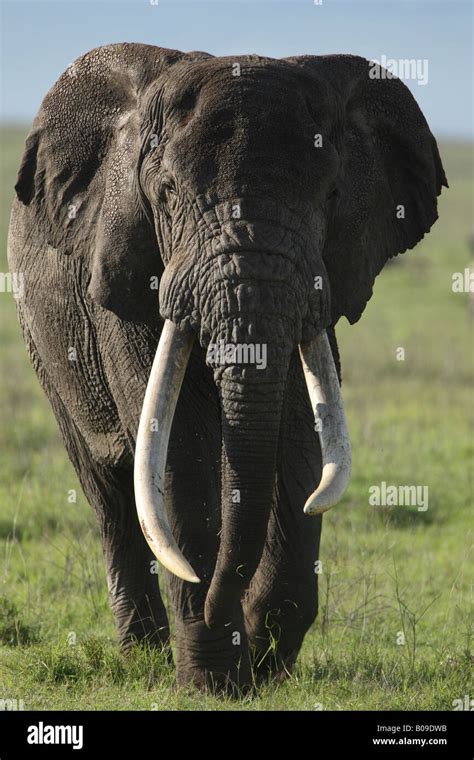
(8, 44, 446, 692)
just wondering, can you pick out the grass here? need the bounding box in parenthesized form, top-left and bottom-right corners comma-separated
(0, 128, 472, 710)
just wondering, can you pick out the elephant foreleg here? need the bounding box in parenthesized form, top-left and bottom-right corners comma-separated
(55, 427, 172, 654)
(19, 320, 171, 655)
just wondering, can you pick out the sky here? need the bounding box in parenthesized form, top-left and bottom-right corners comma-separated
(0, 0, 472, 138)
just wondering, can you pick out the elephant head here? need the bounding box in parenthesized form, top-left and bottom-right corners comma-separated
(15, 44, 446, 628)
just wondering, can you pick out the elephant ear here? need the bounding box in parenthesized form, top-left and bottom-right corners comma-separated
(14, 43, 186, 321)
(288, 54, 448, 325)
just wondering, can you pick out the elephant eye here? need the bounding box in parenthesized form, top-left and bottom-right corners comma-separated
(158, 180, 178, 206)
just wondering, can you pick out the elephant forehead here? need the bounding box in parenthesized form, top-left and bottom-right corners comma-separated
(159, 64, 338, 196)
(162, 57, 332, 119)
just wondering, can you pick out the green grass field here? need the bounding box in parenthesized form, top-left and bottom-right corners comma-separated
(0, 127, 472, 710)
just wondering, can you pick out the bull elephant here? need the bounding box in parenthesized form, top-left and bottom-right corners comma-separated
(8, 43, 446, 693)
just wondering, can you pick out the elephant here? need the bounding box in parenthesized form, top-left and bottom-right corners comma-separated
(8, 43, 446, 693)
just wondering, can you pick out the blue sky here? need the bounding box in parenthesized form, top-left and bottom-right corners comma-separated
(1, 0, 472, 137)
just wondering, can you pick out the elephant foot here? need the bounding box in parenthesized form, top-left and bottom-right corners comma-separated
(244, 597, 314, 685)
(118, 627, 172, 662)
(112, 594, 172, 661)
(174, 616, 252, 696)
(250, 642, 299, 685)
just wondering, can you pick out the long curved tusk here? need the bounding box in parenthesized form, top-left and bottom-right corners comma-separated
(134, 319, 200, 583)
(299, 331, 352, 515)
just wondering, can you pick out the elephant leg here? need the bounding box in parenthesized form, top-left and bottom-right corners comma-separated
(164, 352, 252, 693)
(78, 460, 172, 655)
(53, 421, 171, 653)
(19, 322, 171, 655)
(243, 351, 324, 682)
(57, 426, 171, 653)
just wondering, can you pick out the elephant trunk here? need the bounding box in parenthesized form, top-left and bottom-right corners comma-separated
(204, 351, 290, 629)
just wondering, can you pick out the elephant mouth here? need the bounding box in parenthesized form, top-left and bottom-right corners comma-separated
(133, 319, 352, 588)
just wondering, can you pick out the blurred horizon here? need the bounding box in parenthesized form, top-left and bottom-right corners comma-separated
(0, 0, 472, 140)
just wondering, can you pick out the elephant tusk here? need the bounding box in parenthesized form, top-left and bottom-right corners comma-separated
(134, 319, 200, 583)
(299, 331, 352, 515)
